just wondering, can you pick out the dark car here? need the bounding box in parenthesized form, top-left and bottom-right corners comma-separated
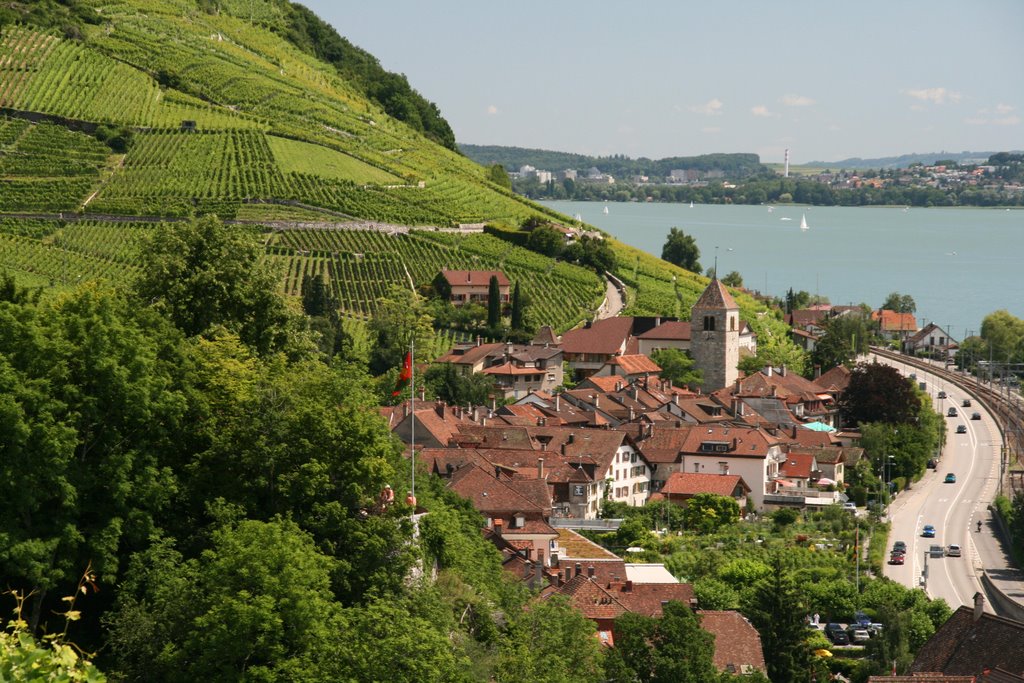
(962, 399, 972, 407)
(889, 552, 905, 565)
(956, 424, 967, 434)
(972, 412, 981, 420)
(922, 524, 936, 538)
(893, 541, 907, 554)
(947, 407, 958, 417)
(927, 458, 937, 469)
(825, 623, 849, 645)
(938, 391, 947, 399)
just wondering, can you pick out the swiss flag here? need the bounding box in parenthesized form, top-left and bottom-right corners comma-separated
(392, 352, 412, 397)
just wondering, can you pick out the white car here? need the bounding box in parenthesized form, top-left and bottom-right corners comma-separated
(842, 502, 857, 512)
(947, 544, 962, 557)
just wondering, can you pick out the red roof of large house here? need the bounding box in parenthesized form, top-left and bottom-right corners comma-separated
(560, 317, 634, 356)
(779, 452, 817, 479)
(659, 472, 751, 497)
(441, 270, 510, 287)
(605, 354, 662, 375)
(698, 611, 767, 674)
(872, 309, 918, 332)
(636, 320, 693, 341)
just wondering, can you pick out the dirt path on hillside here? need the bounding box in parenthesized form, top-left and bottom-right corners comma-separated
(597, 274, 626, 319)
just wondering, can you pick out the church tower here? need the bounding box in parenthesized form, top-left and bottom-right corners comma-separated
(690, 277, 740, 392)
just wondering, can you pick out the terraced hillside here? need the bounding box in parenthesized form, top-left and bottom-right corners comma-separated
(0, 0, 797, 362)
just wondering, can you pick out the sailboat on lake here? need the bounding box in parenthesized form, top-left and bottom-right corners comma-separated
(800, 213, 809, 231)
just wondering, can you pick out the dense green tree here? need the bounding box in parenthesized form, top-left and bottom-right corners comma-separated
(368, 285, 435, 376)
(650, 348, 702, 388)
(693, 577, 740, 610)
(300, 272, 336, 317)
(721, 270, 743, 287)
(134, 216, 301, 357)
(810, 311, 873, 370)
(496, 596, 605, 683)
(839, 361, 920, 426)
(487, 163, 512, 189)
(680, 493, 740, 533)
(742, 555, 813, 683)
(526, 224, 564, 257)
(424, 362, 496, 406)
(510, 281, 525, 331)
(610, 602, 717, 683)
(661, 227, 701, 272)
(487, 275, 502, 330)
(882, 292, 917, 313)
(981, 309, 1024, 364)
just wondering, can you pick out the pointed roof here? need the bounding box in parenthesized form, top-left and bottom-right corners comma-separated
(693, 278, 738, 311)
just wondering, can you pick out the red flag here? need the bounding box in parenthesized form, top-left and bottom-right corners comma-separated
(392, 352, 412, 397)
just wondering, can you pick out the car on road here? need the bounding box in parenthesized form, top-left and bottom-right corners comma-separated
(909, 373, 917, 380)
(947, 544, 962, 557)
(972, 412, 981, 420)
(938, 391, 947, 399)
(847, 627, 871, 643)
(956, 424, 967, 434)
(892, 541, 907, 554)
(922, 524, 936, 538)
(927, 458, 938, 469)
(842, 502, 857, 512)
(963, 399, 972, 407)
(929, 544, 945, 558)
(945, 473, 957, 483)
(889, 552, 905, 565)
(947, 407, 958, 417)
(825, 623, 849, 645)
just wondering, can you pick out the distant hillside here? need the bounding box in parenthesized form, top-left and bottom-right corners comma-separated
(460, 144, 767, 179)
(808, 151, 1015, 170)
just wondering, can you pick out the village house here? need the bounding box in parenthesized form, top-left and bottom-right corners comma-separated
(872, 309, 919, 342)
(436, 340, 564, 398)
(652, 472, 751, 510)
(698, 611, 768, 676)
(904, 322, 958, 361)
(435, 269, 510, 306)
(560, 317, 634, 379)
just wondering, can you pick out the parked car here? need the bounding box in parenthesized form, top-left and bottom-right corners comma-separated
(938, 391, 947, 399)
(889, 552, 905, 565)
(854, 611, 871, 627)
(927, 458, 938, 469)
(922, 524, 936, 538)
(962, 399, 972, 407)
(909, 373, 917, 380)
(893, 541, 907, 554)
(929, 544, 944, 558)
(945, 473, 957, 483)
(947, 407, 958, 417)
(956, 424, 967, 434)
(825, 623, 849, 645)
(842, 502, 857, 512)
(972, 412, 981, 420)
(947, 544, 962, 557)
(847, 627, 870, 643)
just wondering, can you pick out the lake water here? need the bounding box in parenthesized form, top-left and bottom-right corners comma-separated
(542, 200, 1024, 338)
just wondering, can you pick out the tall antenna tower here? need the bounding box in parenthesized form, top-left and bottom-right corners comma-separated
(784, 149, 790, 178)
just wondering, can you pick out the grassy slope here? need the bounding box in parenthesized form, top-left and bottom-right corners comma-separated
(0, 0, 795, 354)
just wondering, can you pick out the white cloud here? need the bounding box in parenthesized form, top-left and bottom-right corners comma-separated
(486, 104, 498, 115)
(995, 115, 1020, 126)
(995, 103, 1015, 115)
(904, 87, 962, 105)
(751, 104, 775, 118)
(780, 94, 815, 107)
(689, 98, 723, 116)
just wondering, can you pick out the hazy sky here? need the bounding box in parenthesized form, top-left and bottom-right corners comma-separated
(305, 1, 1023, 164)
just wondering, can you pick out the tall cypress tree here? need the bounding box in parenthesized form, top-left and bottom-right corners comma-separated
(743, 553, 813, 683)
(510, 281, 523, 331)
(487, 275, 501, 330)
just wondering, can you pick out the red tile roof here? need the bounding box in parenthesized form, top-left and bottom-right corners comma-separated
(780, 452, 816, 479)
(698, 611, 767, 673)
(441, 269, 510, 287)
(814, 365, 852, 392)
(606, 354, 662, 375)
(613, 583, 695, 618)
(660, 472, 750, 497)
(560, 317, 634, 355)
(636, 320, 692, 341)
(872, 309, 918, 332)
(555, 575, 627, 620)
(910, 603, 1024, 677)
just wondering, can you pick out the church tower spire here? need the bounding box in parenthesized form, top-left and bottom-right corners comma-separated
(690, 277, 740, 392)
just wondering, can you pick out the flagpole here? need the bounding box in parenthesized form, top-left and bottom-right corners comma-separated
(405, 337, 409, 501)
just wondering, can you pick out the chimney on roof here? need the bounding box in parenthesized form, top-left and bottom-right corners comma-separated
(561, 442, 567, 456)
(568, 433, 575, 444)
(575, 562, 582, 578)
(493, 519, 503, 536)
(781, 365, 788, 377)
(973, 592, 985, 622)
(555, 394, 561, 411)
(632, 387, 639, 400)
(770, 385, 777, 397)
(533, 560, 543, 589)
(814, 364, 821, 379)
(563, 567, 570, 584)
(538, 458, 545, 479)
(476, 335, 482, 347)
(585, 320, 592, 329)
(587, 565, 595, 578)
(676, 420, 682, 428)
(494, 466, 502, 480)
(765, 366, 773, 377)
(481, 417, 487, 427)
(472, 406, 480, 423)
(625, 580, 633, 593)
(673, 393, 679, 406)
(629, 407, 635, 422)
(467, 272, 471, 282)
(435, 401, 445, 418)
(616, 381, 623, 392)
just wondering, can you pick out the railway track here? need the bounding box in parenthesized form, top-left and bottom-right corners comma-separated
(872, 347, 1024, 496)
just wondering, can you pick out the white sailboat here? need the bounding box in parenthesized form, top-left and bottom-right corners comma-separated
(689, 200, 694, 208)
(800, 213, 809, 231)
(603, 205, 609, 214)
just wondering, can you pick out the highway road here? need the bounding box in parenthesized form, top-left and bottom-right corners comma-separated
(875, 356, 1002, 611)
